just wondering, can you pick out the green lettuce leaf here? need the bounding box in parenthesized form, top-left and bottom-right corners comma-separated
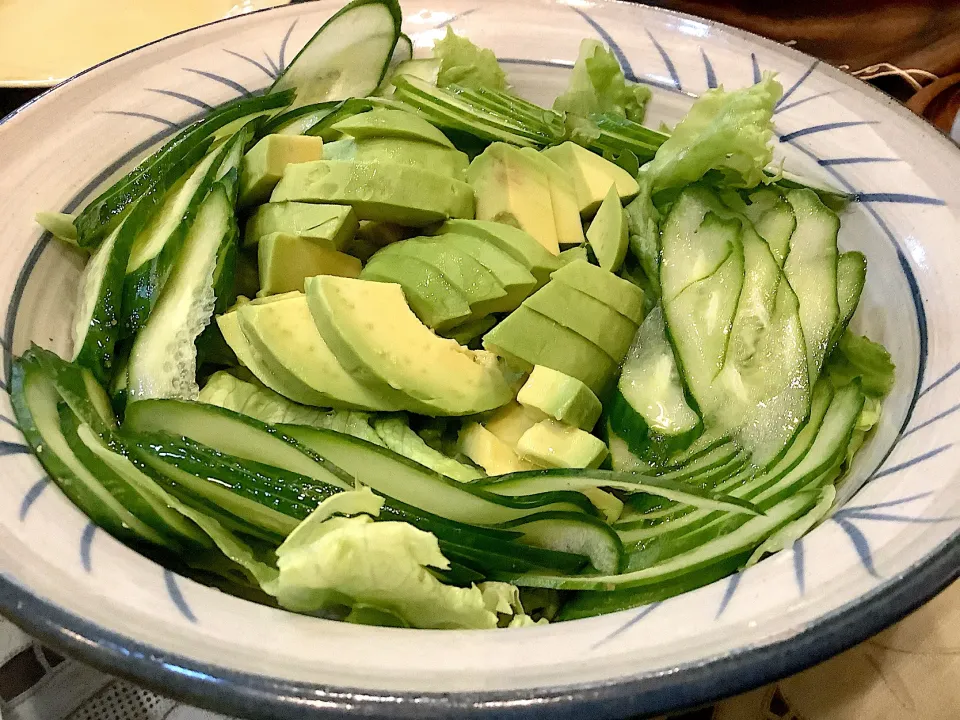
(267, 492, 499, 629)
(433, 27, 507, 91)
(553, 39, 651, 123)
(372, 416, 483, 482)
(479, 581, 548, 627)
(826, 331, 896, 398)
(642, 73, 782, 193)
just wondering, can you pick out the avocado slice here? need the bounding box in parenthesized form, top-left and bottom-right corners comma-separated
(516, 366, 602, 431)
(306, 276, 515, 416)
(360, 254, 472, 330)
(238, 134, 324, 208)
(520, 148, 586, 248)
(558, 245, 589, 266)
(258, 233, 361, 296)
(237, 294, 402, 411)
(586, 185, 629, 272)
(426, 233, 536, 313)
(243, 202, 357, 249)
(467, 143, 560, 255)
(517, 419, 608, 469)
(433, 220, 560, 286)
(440, 315, 497, 347)
(541, 142, 639, 217)
(551, 260, 647, 325)
(482, 305, 616, 394)
(331, 108, 454, 148)
(272, 160, 475, 226)
(378, 239, 508, 317)
(352, 138, 469, 179)
(482, 401, 547, 447)
(522, 281, 637, 362)
(459, 422, 541, 475)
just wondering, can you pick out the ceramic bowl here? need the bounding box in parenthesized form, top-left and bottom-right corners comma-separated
(0, 1, 958, 717)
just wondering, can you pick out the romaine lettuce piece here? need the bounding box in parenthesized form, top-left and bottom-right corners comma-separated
(826, 331, 896, 398)
(433, 27, 507, 91)
(372, 416, 483, 482)
(553, 39, 651, 123)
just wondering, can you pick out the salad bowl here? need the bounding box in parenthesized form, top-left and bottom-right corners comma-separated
(0, 0, 958, 718)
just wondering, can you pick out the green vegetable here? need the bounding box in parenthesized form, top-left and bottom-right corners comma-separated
(826, 331, 896, 398)
(372, 416, 483, 482)
(745, 484, 836, 567)
(433, 27, 508, 92)
(267, 490, 500, 629)
(553, 39, 651, 124)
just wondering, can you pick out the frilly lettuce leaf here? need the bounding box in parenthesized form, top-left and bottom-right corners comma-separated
(434, 27, 507, 91)
(826, 331, 896, 398)
(553, 39, 651, 123)
(642, 73, 783, 193)
(479, 581, 548, 627)
(372, 416, 483, 482)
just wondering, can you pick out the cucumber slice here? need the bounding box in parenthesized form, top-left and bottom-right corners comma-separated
(10, 354, 168, 546)
(784, 189, 840, 383)
(829, 251, 867, 353)
(127, 184, 233, 401)
(280, 424, 600, 525)
(498, 512, 624, 574)
(74, 91, 294, 246)
(258, 101, 340, 137)
(270, 0, 402, 108)
(744, 189, 795, 266)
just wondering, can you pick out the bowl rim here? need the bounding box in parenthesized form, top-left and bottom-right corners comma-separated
(1, 1, 959, 717)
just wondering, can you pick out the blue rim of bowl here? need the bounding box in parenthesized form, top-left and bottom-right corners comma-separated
(1, 2, 959, 718)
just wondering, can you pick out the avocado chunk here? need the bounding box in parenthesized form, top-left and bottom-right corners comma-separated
(376, 239, 507, 317)
(427, 234, 537, 313)
(586, 185, 629, 272)
(522, 280, 637, 361)
(482, 305, 616, 394)
(466, 143, 560, 255)
(516, 366, 602, 431)
(482, 401, 547, 447)
(520, 148, 586, 248)
(272, 161, 475, 226)
(353, 138, 469, 179)
(459, 422, 541, 475)
(331, 108, 454, 148)
(551, 260, 647, 324)
(258, 233, 361, 296)
(237, 294, 402, 411)
(306, 276, 515, 415)
(360, 254, 472, 330)
(558, 245, 589, 266)
(433, 220, 560, 286)
(542, 142, 639, 217)
(441, 315, 497, 346)
(244, 202, 357, 249)
(239, 134, 324, 208)
(517, 419, 608, 469)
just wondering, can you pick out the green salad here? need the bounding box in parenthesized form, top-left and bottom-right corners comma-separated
(21, 0, 895, 628)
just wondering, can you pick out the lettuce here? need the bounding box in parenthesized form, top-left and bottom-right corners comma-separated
(642, 73, 782, 193)
(433, 27, 507, 91)
(372, 416, 483, 482)
(553, 39, 651, 123)
(479, 581, 548, 627)
(826, 331, 896, 398)
(267, 491, 500, 629)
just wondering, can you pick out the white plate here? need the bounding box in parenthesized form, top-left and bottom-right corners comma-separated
(0, 1, 958, 718)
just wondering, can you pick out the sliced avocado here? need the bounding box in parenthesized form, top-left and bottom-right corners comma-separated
(482, 305, 616, 394)
(237, 294, 401, 411)
(360, 254, 472, 330)
(243, 202, 357, 249)
(542, 142, 639, 217)
(483, 401, 547, 448)
(459, 422, 541, 475)
(238, 134, 323, 208)
(441, 315, 497, 346)
(428, 233, 537, 313)
(331, 108, 454, 148)
(258, 233, 361, 296)
(517, 419, 608, 469)
(378, 239, 507, 317)
(306, 276, 515, 415)
(466, 143, 560, 255)
(433, 219, 560, 286)
(586, 185, 629, 272)
(558, 245, 589, 266)
(520, 148, 585, 248)
(272, 161, 475, 226)
(516, 365, 602, 431)
(353, 138, 469, 179)
(551, 260, 647, 325)
(522, 281, 637, 362)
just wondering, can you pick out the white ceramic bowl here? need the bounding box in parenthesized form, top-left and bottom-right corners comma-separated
(0, 1, 958, 717)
